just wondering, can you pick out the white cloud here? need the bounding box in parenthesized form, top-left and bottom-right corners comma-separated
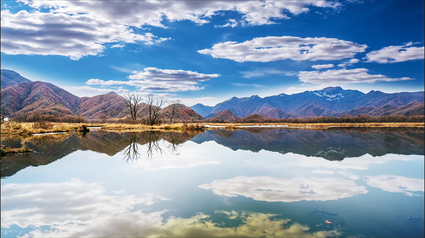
(199, 176, 367, 202)
(365, 42, 425, 63)
(179, 97, 220, 107)
(17, 0, 340, 28)
(85, 67, 220, 92)
(298, 68, 412, 84)
(111, 44, 125, 48)
(1, 179, 340, 237)
(312, 169, 335, 174)
(297, 153, 420, 171)
(1, 10, 168, 60)
(312, 64, 334, 69)
(198, 36, 367, 62)
(2, 0, 342, 59)
(63, 86, 129, 97)
(126, 141, 220, 170)
(338, 58, 359, 67)
(230, 83, 266, 88)
(365, 175, 424, 196)
(1, 179, 169, 229)
(241, 69, 295, 78)
(215, 19, 238, 28)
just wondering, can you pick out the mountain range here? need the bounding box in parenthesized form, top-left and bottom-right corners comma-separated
(1, 69, 424, 121)
(191, 86, 424, 119)
(1, 69, 202, 121)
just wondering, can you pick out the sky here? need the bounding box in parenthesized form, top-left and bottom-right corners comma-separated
(1, 0, 424, 106)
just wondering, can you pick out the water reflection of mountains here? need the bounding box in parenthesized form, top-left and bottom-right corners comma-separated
(1, 128, 423, 178)
(191, 128, 424, 160)
(1, 131, 196, 178)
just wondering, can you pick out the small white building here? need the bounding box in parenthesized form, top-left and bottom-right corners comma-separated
(3, 117, 9, 122)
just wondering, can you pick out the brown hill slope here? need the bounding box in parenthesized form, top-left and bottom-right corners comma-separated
(1, 81, 80, 116)
(160, 104, 204, 122)
(210, 110, 239, 121)
(74, 92, 127, 119)
(242, 114, 265, 123)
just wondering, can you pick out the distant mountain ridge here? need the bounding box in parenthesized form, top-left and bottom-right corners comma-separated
(191, 86, 424, 118)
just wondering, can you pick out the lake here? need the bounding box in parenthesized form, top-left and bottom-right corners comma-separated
(1, 128, 424, 237)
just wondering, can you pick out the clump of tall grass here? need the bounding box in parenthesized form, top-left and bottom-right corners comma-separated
(181, 123, 206, 131)
(225, 125, 242, 130)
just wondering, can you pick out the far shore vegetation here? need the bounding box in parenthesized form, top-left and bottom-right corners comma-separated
(1, 114, 424, 136)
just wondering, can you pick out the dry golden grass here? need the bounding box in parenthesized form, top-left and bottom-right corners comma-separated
(1, 121, 423, 135)
(0, 121, 97, 135)
(100, 123, 206, 132)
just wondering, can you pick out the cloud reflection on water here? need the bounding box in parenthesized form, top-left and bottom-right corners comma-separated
(199, 176, 367, 202)
(365, 175, 424, 196)
(1, 180, 341, 238)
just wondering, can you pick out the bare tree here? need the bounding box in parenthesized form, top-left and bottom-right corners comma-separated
(168, 100, 181, 123)
(146, 95, 165, 125)
(99, 113, 108, 123)
(123, 93, 143, 122)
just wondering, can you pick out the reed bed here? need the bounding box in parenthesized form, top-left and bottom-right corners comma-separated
(1, 121, 93, 135)
(100, 123, 206, 132)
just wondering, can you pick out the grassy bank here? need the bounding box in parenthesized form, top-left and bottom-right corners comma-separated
(1, 121, 94, 135)
(1, 121, 423, 135)
(100, 123, 206, 132)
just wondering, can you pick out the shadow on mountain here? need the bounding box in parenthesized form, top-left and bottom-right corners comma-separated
(191, 128, 424, 160)
(1, 131, 200, 178)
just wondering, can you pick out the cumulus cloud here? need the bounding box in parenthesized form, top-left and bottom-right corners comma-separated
(1, 10, 168, 60)
(199, 36, 367, 62)
(365, 175, 424, 196)
(312, 64, 334, 69)
(365, 42, 425, 63)
(2, 0, 342, 59)
(298, 68, 412, 84)
(17, 0, 340, 28)
(199, 176, 367, 202)
(338, 58, 359, 67)
(85, 67, 220, 92)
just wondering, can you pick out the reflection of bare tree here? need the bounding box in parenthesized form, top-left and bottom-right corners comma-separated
(122, 134, 140, 162)
(123, 131, 171, 162)
(166, 132, 182, 156)
(145, 131, 163, 160)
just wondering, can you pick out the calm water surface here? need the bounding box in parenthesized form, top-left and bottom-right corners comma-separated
(1, 128, 424, 237)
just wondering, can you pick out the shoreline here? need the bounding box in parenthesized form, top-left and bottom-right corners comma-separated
(1, 121, 423, 136)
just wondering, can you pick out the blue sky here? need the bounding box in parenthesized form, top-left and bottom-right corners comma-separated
(1, 0, 424, 106)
